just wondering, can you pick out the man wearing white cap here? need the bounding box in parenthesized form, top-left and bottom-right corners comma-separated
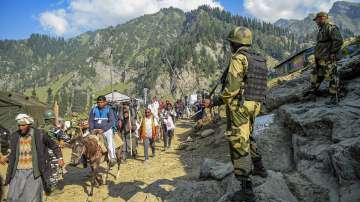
(5, 113, 64, 201)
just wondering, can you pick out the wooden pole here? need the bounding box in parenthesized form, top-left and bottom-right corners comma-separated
(129, 107, 133, 157)
(53, 101, 59, 126)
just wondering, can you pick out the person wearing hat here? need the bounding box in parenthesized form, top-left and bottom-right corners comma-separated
(41, 110, 70, 195)
(310, 11, 343, 104)
(88, 95, 116, 165)
(42, 110, 71, 145)
(203, 26, 268, 202)
(5, 114, 63, 201)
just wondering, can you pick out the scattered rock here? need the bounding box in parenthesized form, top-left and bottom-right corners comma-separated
(177, 143, 189, 150)
(165, 180, 224, 202)
(201, 129, 215, 138)
(186, 144, 197, 151)
(128, 192, 162, 202)
(200, 159, 234, 180)
(186, 136, 194, 142)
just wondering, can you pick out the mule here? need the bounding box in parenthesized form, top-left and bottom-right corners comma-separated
(70, 133, 122, 196)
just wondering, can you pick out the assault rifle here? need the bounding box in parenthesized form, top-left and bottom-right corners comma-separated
(191, 65, 229, 119)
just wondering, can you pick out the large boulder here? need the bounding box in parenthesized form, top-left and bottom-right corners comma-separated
(165, 180, 224, 202)
(265, 73, 310, 111)
(254, 171, 298, 202)
(284, 172, 329, 202)
(255, 121, 294, 172)
(330, 137, 360, 183)
(278, 91, 360, 143)
(339, 182, 360, 202)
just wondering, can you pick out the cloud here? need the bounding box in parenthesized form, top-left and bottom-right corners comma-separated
(244, 0, 360, 22)
(39, 9, 69, 36)
(38, 0, 222, 37)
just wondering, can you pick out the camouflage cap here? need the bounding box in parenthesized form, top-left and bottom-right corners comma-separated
(227, 26, 252, 45)
(313, 11, 328, 21)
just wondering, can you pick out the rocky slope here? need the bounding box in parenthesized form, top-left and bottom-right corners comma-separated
(261, 51, 360, 202)
(135, 42, 360, 202)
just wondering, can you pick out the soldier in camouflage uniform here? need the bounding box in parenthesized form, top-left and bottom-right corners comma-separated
(310, 11, 343, 104)
(203, 27, 268, 202)
(41, 110, 70, 195)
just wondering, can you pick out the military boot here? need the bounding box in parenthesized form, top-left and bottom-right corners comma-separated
(230, 177, 256, 202)
(325, 95, 337, 105)
(252, 157, 268, 178)
(303, 88, 320, 101)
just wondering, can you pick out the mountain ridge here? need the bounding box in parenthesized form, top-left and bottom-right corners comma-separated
(274, 1, 360, 35)
(0, 4, 356, 116)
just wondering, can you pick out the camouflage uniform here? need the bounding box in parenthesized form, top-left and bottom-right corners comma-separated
(211, 26, 268, 201)
(214, 47, 266, 178)
(41, 123, 64, 193)
(41, 110, 69, 194)
(311, 12, 343, 95)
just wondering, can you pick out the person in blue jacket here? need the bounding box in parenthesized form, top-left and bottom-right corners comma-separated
(88, 95, 116, 165)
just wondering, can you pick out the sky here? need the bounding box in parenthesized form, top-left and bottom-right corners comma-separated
(0, 0, 359, 40)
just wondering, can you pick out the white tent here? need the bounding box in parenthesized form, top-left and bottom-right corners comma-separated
(105, 92, 130, 103)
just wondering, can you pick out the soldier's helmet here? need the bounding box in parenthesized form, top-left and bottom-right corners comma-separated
(313, 11, 328, 21)
(43, 110, 55, 120)
(227, 26, 252, 45)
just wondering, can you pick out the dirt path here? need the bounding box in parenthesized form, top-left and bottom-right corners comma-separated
(0, 119, 195, 202)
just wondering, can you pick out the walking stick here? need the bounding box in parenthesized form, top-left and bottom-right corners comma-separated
(129, 108, 133, 157)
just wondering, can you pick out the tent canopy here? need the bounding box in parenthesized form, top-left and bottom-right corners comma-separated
(105, 92, 130, 103)
(0, 91, 47, 133)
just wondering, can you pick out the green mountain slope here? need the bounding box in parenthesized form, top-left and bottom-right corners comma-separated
(0, 6, 334, 115)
